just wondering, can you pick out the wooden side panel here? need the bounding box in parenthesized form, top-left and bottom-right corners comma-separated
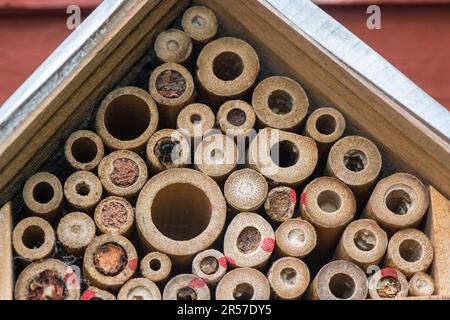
(0, 202, 13, 300)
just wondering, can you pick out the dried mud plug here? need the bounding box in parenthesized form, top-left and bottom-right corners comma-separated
(275, 219, 317, 259)
(368, 267, 408, 299)
(182, 6, 218, 44)
(64, 130, 105, 172)
(163, 274, 211, 300)
(216, 267, 270, 300)
(264, 186, 297, 223)
(94, 196, 134, 238)
(117, 278, 161, 300)
(217, 99, 256, 142)
(192, 249, 227, 286)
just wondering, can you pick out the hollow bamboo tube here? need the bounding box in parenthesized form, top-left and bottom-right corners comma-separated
(252, 76, 309, 132)
(368, 267, 409, 299)
(149, 62, 194, 128)
(306, 260, 368, 300)
(163, 274, 210, 300)
(192, 249, 227, 287)
(217, 99, 256, 141)
(223, 212, 275, 269)
(176, 103, 215, 143)
(247, 128, 318, 187)
(94, 196, 134, 238)
(141, 252, 172, 285)
(64, 130, 105, 172)
(275, 218, 317, 259)
(224, 168, 268, 213)
(154, 29, 192, 65)
(23, 172, 63, 222)
(81, 286, 116, 300)
(264, 186, 297, 224)
(118, 278, 161, 300)
(0, 203, 13, 300)
(363, 172, 429, 235)
(384, 228, 434, 279)
(96, 86, 159, 152)
(15, 259, 80, 300)
(136, 168, 226, 268)
(267, 257, 310, 300)
(216, 267, 270, 300)
(409, 272, 435, 297)
(56, 212, 95, 256)
(182, 6, 218, 44)
(333, 219, 388, 272)
(64, 170, 102, 213)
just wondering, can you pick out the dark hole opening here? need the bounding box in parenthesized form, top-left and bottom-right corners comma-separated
(227, 108, 247, 126)
(268, 90, 293, 115)
(233, 283, 254, 300)
(71, 137, 98, 164)
(270, 140, 299, 168)
(316, 114, 337, 135)
(22, 225, 45, 249)
(343, 150, 367, 172)
(33, 182, 54, 204)
(213, 51, 244, 81)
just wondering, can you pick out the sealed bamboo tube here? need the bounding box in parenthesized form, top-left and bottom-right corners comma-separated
(304, 107, 346, 158)
(384, 228, 434, 279)
(15, 259, 80, 300)
(275, 219, 317, 259)
(267, 257, 310, 300)
(300, 177, 356, 259)
(192, 249, 227, 286)
(196, 37, 259, 106)
(223, 212, 275, 269)
(325, 135, 382, 206)
(154, 29, 192, 65)
(0, 203, 13, 300)
(98, 150, 148, 200)
(224, 168, 268, 213)
(182, 6, 218, 44)
(23, 172, 63, 222)
(176, 103, 215, 143)
(363, 173, 429, 235)
(94, 196, 134, 238)
(306, 260, 368, 300)
(216, 267, 270, 300)
(118, 278, 161, 300)
(141, 252, 172, 285)
(96, 86, 159, 151)
(247, 128, 318, 187)
(333, 219, 388, 272)
(13, 217, 55, 265)
(409, 272, 435, 297)
(81, 286, 116, 300)
(64, 130, 104, 171)
(163, 274, 210, 300)
(83, 234, 138, 292)
(252, 76, 308, 132)
(149, 62, 194, 127)
(136, 168, 226, 268)
(194, 133, 238, 184)
(56, 212, 95, 256)
(64, 170, 102, 213)
(146, 129, 191, 173)
(368, 267, 408, 299)
(217, 100, 256, 141)
(264, 186, 297, 223)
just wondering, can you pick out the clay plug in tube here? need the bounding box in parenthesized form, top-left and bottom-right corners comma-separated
(94, 196, 134, 239)
(163, 274, 210, 300)
(81, 286, 116, 300)
(182, 6, 218, 44)
(176, 103, 215, 144)
(64, 170, 102, 213)
(154, 29, 192, 65)
(96, 86, 159, 152)
(141, 252, 172, 286)
(409, 272, 435, 297)
(56, 212, 95, 257)
(363, 172, 429, 235)
(368, 267, 409, 299)
(192, 249, 227, 287)
(275, 219, 317, 259)
(117, 278, 161, 300)
(267, 257, 310, 300)
(64, 130, 105, 172)
(23, 172, 63, 222)
(216, 268, 271, 300)
(252, 76, 309, 132)
(264, 186, 297, 224)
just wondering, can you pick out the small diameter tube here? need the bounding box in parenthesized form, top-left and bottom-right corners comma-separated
(176, 103, 215, 144)
(163, 274, 210, 300)
(182, 6, 218, 44)
(64, 130, 104, 171)
(64, 170, 103, 213)
(409, 272, 435, 297)
(154, 29, 192, 65)
(275, 218, 317, 259)
(56, 212, 96, 256)
(264, 186, 297, 224)
(267, 257, 310, 300)
(94, 196, 134, 238)
(368, 267, 409, 299)
(216, 268, 270, 300)
(141, 252, 172, 285)
(192, 249, 227, 287)
(117, 278, 161, 300)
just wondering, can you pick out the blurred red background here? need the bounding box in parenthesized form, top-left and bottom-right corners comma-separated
(0, 0, 449, 110)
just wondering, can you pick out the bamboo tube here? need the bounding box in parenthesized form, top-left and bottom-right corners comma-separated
(98, 150, 148, 200)
(217, 99, 256, 142)
(96, 86, 159, 152)
(409, 272, 435, 297)
(300, 177, 356, 259)
(56, 212, 95, 256)
(64, 130, 105, 172)
(81, 286, 116, 300)
(306, 260, 368, 300)
(163, 274, 210, 300)
(224, 168, 268, 213)
(0, 203, 13, 300)
(192, 249, 227, 286)
(136, 168, 226, 268)
(196, 37, 259, 106)
(223, 212, 275, 269)
(13, 217, 55, 265)
(176, 103, 215, 143)
(264, 186, 297, 223)
(333, 219, 388, 272)
(363, 173, 429, 235)
(247, 128, 318, 187)
(154, 29, 192, 65)
(384, 228, 434, 279)
(64, 170, 102, 213)
(23, 172, 63, 222)
(83, 234, 138, 292)
(325, 135, 382, 206)
(146, 129, 191, 173)
(267, 257, 310, 300)
(252, 76, 308, 132)
(368, 267, 408, 299)
(15, 259, 80, 300)
(182, 6, 218, 44)
(149, 62, 194, 128)
(216, 268, 270, 300)
(94, 196, 134, 238)
(118, 278, 161, 300)
(141, 252, 172, 285)
(275, 218, 317, 259)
